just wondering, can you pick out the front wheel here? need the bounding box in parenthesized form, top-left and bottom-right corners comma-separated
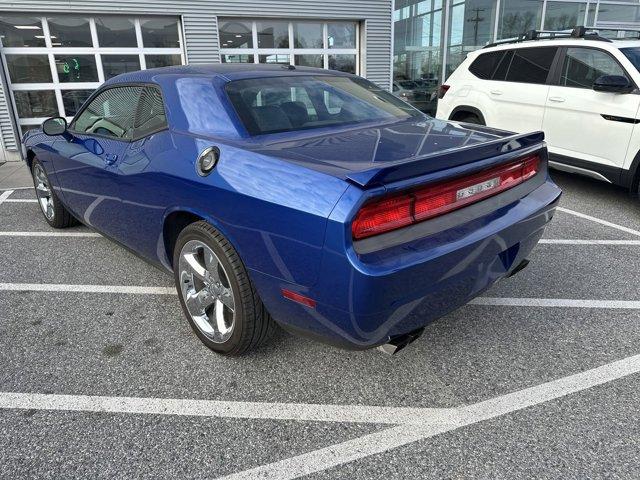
(173, 221, 275, 355)
(31, 158, 77, 228)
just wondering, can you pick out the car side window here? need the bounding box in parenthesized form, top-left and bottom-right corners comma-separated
(560, 48, 627, 89)
(72, 86, 142, 139)
(504, 47, 557, 84)
(134, 86, 167, 138)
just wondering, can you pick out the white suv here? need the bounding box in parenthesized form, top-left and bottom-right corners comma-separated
(436, 28, 640, 193)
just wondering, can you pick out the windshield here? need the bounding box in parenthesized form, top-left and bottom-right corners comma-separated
(621, 47, 640, 72)
(226, 75, 423, 136)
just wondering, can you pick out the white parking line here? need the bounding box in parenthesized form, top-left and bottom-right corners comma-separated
(0, 352, 637, 479)
(471, 297, 640, 309)
(0, 231, 101, 238)
(0, 186, 31, 191)
(0, 283, 174, 295)
(4, 198, 37, 203)
(557, 207, 640, 237)
(222, 352, 640, 479)
(0, 392, 453, 426)
(0, 190, 13, 206)
(539, 239, 640, 245)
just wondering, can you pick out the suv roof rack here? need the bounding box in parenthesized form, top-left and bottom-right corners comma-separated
(483, 26, 615, 48)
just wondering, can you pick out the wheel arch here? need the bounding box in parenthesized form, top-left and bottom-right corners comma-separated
(625, 148, 640, 194)
(25, 148, 36, 170)
(449, 106, 486, 124)
(161, 207, 244, 270)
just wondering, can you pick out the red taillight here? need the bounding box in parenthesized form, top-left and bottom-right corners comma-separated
(437, 84, 450, 99)
(351, 155, 541, 240)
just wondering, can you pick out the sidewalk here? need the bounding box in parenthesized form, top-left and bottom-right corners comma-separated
(0, 162, 31, 190)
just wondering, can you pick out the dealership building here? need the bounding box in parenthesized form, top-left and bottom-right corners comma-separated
(0, 0, 637, 162)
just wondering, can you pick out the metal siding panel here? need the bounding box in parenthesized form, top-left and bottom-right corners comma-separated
(0, 78, 16, 150)
(0, 0, 392, 151)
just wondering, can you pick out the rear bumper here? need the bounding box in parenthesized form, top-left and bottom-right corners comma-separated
(252, 177, 561, 350)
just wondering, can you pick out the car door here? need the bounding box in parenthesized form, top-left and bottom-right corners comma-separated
(485, 47, 558, 133)
(108, 85, 172, 258)
(542, 46, 640, 171)
(53, 85, 142, 236)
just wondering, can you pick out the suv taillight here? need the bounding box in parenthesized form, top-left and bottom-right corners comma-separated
(437, 84, 450, 99)
(351, 155, 541, 240)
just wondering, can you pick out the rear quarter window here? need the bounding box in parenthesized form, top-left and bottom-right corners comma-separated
(468, 51, 505, 79)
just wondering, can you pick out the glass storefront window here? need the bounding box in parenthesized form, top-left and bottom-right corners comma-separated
(95, 16, 137, 47)
(14, 91, 57, 118)
(219, 20, 253, 48)
(259, 54, 290, 64)
(222, 54, 254, 63)
(544, 2, 587, 30)
(446, 0, 497, 77)
(6, 55, 52, 83)
(596, 4, 640, 24)
(55, 55, 98, 82)
(497, 0, 543, 39)
(0, 15, 45, 47)
(257, 20, 289, 48)
(293, 22, 323, 48)
(328, 54, 356, 73)
(328, 22, 356, 48)
(47, 16, 93, 47)
(140, 17, 180, 48)
(102, 55, 141, 79)
(295, 54, 324, 68)
(61, 90, 94, 117)
(393, 0, 443, 113)
(145, 54, 182, 68)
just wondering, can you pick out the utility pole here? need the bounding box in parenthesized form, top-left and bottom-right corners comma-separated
(467, 7, 485, 46)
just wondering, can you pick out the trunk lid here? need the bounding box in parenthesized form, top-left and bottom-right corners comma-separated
(245, 117, 544, 188)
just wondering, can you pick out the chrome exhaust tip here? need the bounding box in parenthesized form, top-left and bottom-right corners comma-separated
(377, 327, 425, 355)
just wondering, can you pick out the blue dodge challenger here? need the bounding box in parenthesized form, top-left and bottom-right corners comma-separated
(23, 64, 561, 356)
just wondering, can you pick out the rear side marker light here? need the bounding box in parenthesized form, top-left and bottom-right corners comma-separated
(282, 289, 316, 308)
(352, 154, 541, 240)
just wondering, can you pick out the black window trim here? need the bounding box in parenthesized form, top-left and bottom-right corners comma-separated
(68, 81, 169, 143)
(549, 45, 637, 91)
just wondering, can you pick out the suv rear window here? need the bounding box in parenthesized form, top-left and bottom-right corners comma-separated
(226, 75, 421, 136)
(505, 47, 557, 84)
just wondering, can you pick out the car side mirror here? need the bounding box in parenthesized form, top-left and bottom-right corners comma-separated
(42, 117, 68, 136)
(593, 75, 634, 94)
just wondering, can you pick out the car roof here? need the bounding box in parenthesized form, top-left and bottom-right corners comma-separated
(477, 37, 640, 54)
(104, 63, 353, 86)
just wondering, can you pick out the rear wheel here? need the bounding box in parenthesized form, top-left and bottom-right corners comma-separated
(31, 158, 76, 228)
(173, 221, 275, 355)
(452, 112, 484, 125)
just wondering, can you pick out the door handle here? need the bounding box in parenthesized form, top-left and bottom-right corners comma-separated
(104, 153, 118, 165)
(490, 90, 503, 95)
(548, 96, 565, 103)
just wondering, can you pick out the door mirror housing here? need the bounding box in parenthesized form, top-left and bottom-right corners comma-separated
(42, 117, 68, 136)
(593, 75, 634, 94)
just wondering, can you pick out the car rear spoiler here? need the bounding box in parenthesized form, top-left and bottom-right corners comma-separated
(345, 131, 545, 189)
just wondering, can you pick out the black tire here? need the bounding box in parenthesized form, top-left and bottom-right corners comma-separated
(31, 157, 77, 228)
(173, 221, 275, 355)
(457, 113, 484, 125)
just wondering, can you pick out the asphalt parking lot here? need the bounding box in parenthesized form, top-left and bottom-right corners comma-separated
(1, 165, 639, 479)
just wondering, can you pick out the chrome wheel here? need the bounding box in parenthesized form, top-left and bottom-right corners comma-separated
(33, 164, 54, 221)
(178, 239, 236, 343)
